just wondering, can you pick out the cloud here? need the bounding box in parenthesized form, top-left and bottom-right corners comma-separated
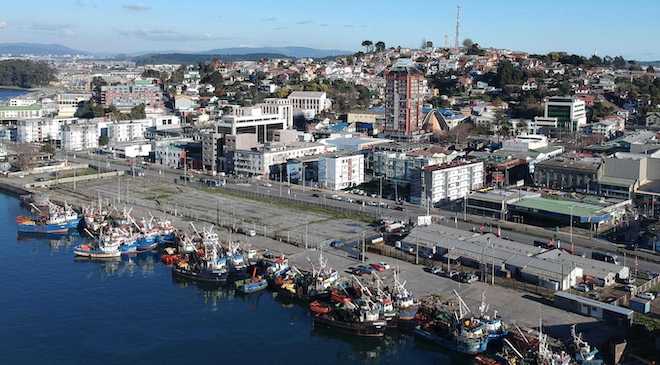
(343, 24, 354, 28)
(122, 3, 151, 11)
(0, 21, 7, 30)
(319, 23, 329, 27)
(119, 29, 231, 42)
(261, 17, 277, 22)
(296, 20, 313, 25)
(272, 26, 287, 31)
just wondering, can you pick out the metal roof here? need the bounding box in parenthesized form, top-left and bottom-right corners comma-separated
(554, 291, 634, 317)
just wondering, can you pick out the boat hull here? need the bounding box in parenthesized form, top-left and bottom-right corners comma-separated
(313, 315, 387, 337)
(414, 327, 489, 355)
(74, 248, 121, 259)
(238, 279, 268, 294)
(17, 222, 69, 234)
(172, 267, 228, 284)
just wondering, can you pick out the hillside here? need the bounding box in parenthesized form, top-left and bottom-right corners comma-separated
(133, 53, 291, 65)
(0, 43, 88, 56)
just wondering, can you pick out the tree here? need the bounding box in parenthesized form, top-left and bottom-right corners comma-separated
(375, 41, 386, 52)
(462, 38, 474, 49)
(129, 104, 146, 119)
(98, 135, 109, 146)
(425, 41, 434, 49)
(13, 143, 38, 171)
(0, 60, 56, 88)
(495, 109, 511, 137)
(612, 56, 627, 69)
(647, 65, 656, 74)
(361, 40, 373, 53)
(40, 143, 56, 155)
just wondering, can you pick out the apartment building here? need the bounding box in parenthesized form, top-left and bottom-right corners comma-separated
(16, 118, 61, 143)
(201, 131, 224, 173)
(100, 84, 163, 109)
(108, 121, 146, 144)
(57, 93, 91, 118)
(318, 152, 365, 191)
(383, 59, 426, 138)
(413, 160, 484, 204)
(287, 91, 331, 115)
(61, 121, 99, 151)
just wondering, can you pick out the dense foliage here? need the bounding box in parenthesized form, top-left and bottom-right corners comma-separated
(0, 59, 56, 88)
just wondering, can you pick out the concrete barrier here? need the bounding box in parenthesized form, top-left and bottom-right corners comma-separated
(25, 170, 125, 189)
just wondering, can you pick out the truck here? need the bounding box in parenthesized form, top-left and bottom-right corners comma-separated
(591, 251, 619, 265)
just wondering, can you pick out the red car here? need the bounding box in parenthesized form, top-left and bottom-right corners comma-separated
(370, 263, 385, 272)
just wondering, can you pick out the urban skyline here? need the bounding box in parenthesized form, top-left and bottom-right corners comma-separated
(0, 0, 659, 60)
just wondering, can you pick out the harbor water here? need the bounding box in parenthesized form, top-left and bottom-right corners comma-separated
(0, 193, 470, 364)
(0, 88, 29, 101)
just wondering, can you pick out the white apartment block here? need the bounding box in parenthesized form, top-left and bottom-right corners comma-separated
(108, 121, 146, 144)
(318, 153, 365, 191)
(57, 93, 91, 118)
(217, 106, 287, 143)
(16, 118, 61, 143)
(423, 161, 484, 203)
(201, 131, 224, 172)
(233, 142, 332, 176)
(287, 91, 331, 115)
(62, 122, 99, 151)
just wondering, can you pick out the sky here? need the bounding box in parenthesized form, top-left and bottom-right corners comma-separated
(0, 0, 658, 60)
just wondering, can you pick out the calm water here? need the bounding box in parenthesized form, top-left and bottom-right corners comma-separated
(0, 193, 469, 364)
(0, 88, 28, 101)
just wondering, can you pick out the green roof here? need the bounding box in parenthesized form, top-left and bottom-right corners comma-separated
(512, 196, 604, 217)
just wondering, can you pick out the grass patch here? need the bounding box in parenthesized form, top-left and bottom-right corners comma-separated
(202, 187, 376, 223)
(57, 168, 98, 179)
(144, 187, 177, 201)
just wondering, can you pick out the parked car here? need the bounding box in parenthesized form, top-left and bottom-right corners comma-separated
(356, 265, 373, 275)
(329, 240, 344, 248)
(429, 266, 444, 276)
(637, 292, 656, 301)
(370, 263, 385, 272)
(379, 261, 391, 270)
(458, 272, 478, 284)
(445, 271, 459, 279)
(575, 283, 591, 293)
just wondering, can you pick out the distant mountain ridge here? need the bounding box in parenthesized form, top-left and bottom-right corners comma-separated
(133, 53, 292, 65)
(0, 43, 89, 56)
(200, 46, 352, 58)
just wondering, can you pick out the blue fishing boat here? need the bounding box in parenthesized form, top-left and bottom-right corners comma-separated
(238, 278, 268, 293)
(16, 215, 69, 234)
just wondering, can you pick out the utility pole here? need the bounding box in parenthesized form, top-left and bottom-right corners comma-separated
(216, 199, 219, 226)
(362, 231, 366, 264)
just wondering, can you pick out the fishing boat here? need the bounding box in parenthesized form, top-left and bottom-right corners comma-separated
(74, 230, 121, 259)
(172, 229, 228, 284)
(313, 298, 387, 337)
(237, 278, 268, 293)
(414, 290, 491, 355)
(570, 325, 602, 365)
(16, 215, 69, 234)
(477, 292, 508, 341)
